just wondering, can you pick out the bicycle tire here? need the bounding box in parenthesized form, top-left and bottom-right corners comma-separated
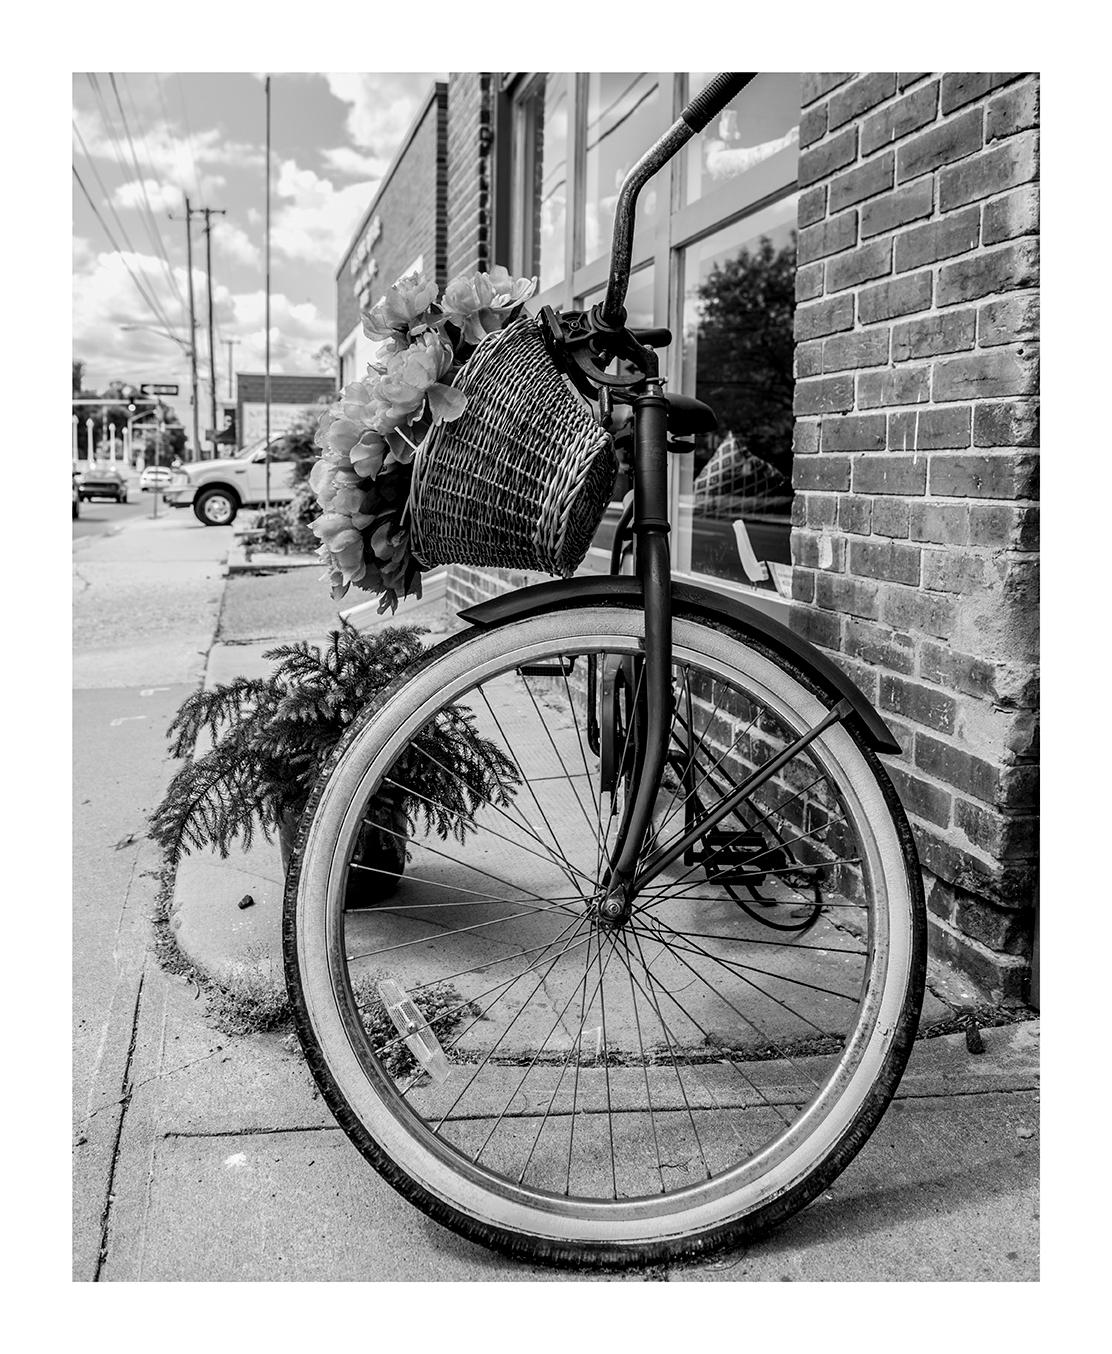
(284, 602, 925, 1267)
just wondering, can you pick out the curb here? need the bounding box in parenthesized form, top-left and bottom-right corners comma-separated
(226, 544, 320, 574)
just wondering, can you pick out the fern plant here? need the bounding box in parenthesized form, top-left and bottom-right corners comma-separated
(150, 623, 519, 897)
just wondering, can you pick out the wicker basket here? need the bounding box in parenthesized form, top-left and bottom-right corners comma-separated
(407, 316, 616, 577)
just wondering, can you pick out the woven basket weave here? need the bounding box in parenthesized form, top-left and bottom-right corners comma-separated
(407, 316, 616, 577)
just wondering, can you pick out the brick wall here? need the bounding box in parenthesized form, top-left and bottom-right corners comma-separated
(336, 84, 448, 346)
(446, 73, 494, 278)
(790, 73, 1040, 1001)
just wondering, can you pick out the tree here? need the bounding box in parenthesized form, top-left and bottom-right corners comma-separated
(312, 343, 338, 377)
(72, 360, 84, 396)
(693, 232, 797, 481)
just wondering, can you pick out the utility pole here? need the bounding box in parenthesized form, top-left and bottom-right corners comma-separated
(182, 198, 202, 462)
(201, 206, 227, 458)
(264, 76, 272, 512)
(222, 337, 241, 402)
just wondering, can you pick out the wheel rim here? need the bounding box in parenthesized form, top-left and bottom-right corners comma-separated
(294, 613, 914, 1247)
(204, 493, 233, 523)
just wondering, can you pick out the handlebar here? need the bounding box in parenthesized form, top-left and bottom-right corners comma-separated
(595, 73, 757, 332)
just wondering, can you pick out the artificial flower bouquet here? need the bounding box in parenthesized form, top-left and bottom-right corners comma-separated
(311, 265, 537, 611)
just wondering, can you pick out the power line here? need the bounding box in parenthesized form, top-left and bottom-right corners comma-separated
(72, 163, 185, 340)
(107, 72, 186, 318)
(118, 72, 187, 316)
(83, 74, 182, 337)
(175, 73, 202, 202)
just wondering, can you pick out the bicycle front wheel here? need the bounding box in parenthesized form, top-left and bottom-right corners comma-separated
(284, 604, 925, 1265)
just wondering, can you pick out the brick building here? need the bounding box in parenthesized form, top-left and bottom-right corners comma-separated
(233, 372, 338, 449)
(335, 73, 1040, 1002)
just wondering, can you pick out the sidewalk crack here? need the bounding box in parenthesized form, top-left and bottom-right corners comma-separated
(93, 971, 145, 1282)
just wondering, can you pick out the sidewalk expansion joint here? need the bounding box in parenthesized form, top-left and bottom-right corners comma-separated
(94, 970, 145, 1282)
(163, 1123, 340, 1140)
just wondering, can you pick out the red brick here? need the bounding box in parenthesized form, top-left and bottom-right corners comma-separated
(861, 81, 940, 156)
(844, 616, 916, 673)
(814, 571, 881, 619)
(954, 800, 1036, 860)
(820, 413, 887, 452)
(827, 238, 892, 292)
(849, 538, 921, 585)
(918, 641, 1002, 702)
(978, 295, 1039, 347)
(860, 179, 934, 238)
(939, 131, 1038, 211)
(881, 583, 957, 639)
(798, 210, 858, 264)
(793, 420, 821, 455)
(933, 346, 1039, 402)
(929, 453, 1038, 499)
(898, 73, 930, 91)
(791, 603, 842, 650)
(798, 184, 827, 228)
(795, 293, 855, 340)
(829, 153, 894, 213)
(828, 73, 897, 128)
(801, 73, 853, 106)
(909, 501, 970, 544)
(986, 80, 1039, 142)
(872, 495, 910, 537)
(798, 126, 858, 187)
(794, 374, 855, 415)
(791, 566, 815, 603)
(803, 493, 838, 529)
(937, 239, 1039, 304)
(837, 495, 872, 535)
(891, 309, 976, 361)
(858, 271, 933, 323)
(982, 185, 1039, 245)
(922, 548, 986, 593)
(822, 329, 890, 371)
(897, 108, 983, 182)
(917, 732, 1000, 803)
(968, 502, 1039, 551)
(793, 454, 851, 491)
(795, 261, 824, 302)
(799, 102, 827, 148)
(972, 399, 1039, 448)
(879, 673, 957, 733)
(888, 765, 952, 827)
(894, 206, 980, 271)
(852, 455, 927, 495)
(858, 365, 931, 408)
(795, 339, 823, 377)
(940, 72, 1021, 115)
(912, 406, 972, 449)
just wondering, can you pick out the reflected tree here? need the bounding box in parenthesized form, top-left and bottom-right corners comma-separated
(694, 231, 797, 481)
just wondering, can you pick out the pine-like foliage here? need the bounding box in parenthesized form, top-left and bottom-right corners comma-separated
(150, 622, 519, 867)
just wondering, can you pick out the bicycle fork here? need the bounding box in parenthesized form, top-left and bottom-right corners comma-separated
(598, 376, 673, 922)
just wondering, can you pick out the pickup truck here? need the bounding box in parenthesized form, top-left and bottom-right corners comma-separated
(160, 438, 302, 526)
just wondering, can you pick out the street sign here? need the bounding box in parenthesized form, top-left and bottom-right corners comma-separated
(141, 383, 180, 396)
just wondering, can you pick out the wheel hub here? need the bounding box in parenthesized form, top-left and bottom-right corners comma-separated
(593, 888, 633, 929)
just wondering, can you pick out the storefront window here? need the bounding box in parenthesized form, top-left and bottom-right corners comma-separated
(683, 73, 801, 206)
(582, 73, 665, 266)
(515, 74, 570, 291)
(675, 198, 798, 586)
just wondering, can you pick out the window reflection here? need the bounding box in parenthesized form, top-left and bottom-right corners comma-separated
(677, 200, 797, 586)
(582, 74, 665, 266)
(516, 74, 569, 291)
(684, 74, 801, 205)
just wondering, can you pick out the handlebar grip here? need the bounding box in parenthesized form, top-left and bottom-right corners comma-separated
(680, 73, 758, 133)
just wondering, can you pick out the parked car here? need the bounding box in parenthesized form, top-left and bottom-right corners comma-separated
(79, 462, 129, 503)
(139, 465, 174, 492)
(160, 438, 302, 526)
(72, 466, 80, 519)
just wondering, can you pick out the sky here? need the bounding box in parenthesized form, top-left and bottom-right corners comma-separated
(72, 72, 441, 429)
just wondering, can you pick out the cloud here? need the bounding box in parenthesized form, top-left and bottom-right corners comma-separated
(112, 178, 184, 214)
(320, 146, 391, 180)
(324, 73, 441, 152)
(270, 157, 375, 264)
(215, 222, 262, 269)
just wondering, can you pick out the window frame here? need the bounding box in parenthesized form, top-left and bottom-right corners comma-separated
(508, 72, 800, 617)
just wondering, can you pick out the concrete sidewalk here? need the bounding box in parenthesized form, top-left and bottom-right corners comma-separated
(79, 513, 1038, 1280)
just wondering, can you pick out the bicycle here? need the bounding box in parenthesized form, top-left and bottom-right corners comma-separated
(284, 73, 926, 1267)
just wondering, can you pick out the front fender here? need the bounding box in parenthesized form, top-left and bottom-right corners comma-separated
(459, 576, 900, 755)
